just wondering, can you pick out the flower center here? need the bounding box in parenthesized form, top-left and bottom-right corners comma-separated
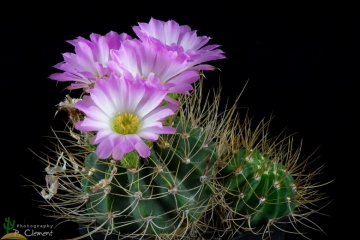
(112, 113, 140, 134)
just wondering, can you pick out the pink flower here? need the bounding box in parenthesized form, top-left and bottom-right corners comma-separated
(133, 18, 225, 70)
(74, 75, 176, 160)
(107, 39, 200, 93)
(50, 31, 132, 90)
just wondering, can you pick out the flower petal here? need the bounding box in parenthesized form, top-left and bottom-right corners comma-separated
(135, 139, 151, 158)
(72, 74, 176, 160)
(96, 138, 113, 159)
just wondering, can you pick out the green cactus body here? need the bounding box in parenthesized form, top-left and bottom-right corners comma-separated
(81, 117, 217, 236)
(220, 148, 297, 228)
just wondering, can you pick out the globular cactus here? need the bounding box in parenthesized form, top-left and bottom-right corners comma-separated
(209, 116, 329, 239)
(80, 116, 218, 238)
(219, 148, 297, 228)
(31, 81, 328, 240)
(30, 17, 330, 240)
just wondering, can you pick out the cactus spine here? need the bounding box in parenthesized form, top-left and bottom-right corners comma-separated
(32, 81, 328, 239)
(219, 148, 297, 228)
(81, 116, 217, 237)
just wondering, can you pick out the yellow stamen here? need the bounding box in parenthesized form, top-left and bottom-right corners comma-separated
(112, 113, 140, 134)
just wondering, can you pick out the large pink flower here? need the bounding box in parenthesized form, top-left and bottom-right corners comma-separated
(107, 39, 200, 93)
(74, 75, 176, 160)
(50, 31, 132, 90)
(133, 18, 225, 70)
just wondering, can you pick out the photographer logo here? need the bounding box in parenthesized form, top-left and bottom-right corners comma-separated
(2, 217, 53, 239)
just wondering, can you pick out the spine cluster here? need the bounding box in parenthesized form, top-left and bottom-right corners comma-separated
(33, 81, 327, 239)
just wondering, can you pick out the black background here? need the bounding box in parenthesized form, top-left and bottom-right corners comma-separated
(1, 2, 356, 240)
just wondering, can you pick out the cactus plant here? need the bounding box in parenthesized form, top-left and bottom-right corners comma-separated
(30, 18, 330, 240)
(208, 115, 329, 239)
(32, 81, 328, 240)
(80, 115, 218, 238)
(219, 147, 297, 227)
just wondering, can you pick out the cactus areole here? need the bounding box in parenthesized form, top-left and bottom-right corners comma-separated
(81, 117, 217, 235)
(220, 148, 297, 227)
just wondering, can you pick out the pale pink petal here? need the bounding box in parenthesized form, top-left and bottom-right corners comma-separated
(75, 118, 109, 132)
(72, 74, 176, 160)
(190, 64, 216, 71)
(163, 20, 181, 45)
(179, 31, 209, 51)
(168, 84, 194, 93)
(50, 31, 123, 89)
(105, 59, 126, 76)
(125, 135, 141, 147)
(168, 70, 199, 85)
(67, 83, 90, 90)
(136, 131, 159, 141)
(112, 146, 124, 160)
(49, 72, 85, 82)
(138, 126, 175, 140)
(106, 31, 131, 50)
(108, 134, 124, 146)
(89, 87, 116, 115)
(142, 103, 177, 120)
(120, 137, 136, 153)
(135, 139, 151, 158)
(92, 129, 114, 144)
(135, 90, 168, 118)
(142, 108, 176, 125)
(140, 121, 163, 129)
(105, 75, 127, 111)
(127, 79, 145, 112)
(164, 95, 180, 105)
(108, 39, 190, 93)
(132, 18, 225, 72)
(157, 126, 176, 134)
(96, 139, 113, 159)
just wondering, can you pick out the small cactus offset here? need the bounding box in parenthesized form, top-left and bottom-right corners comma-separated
(219, 148, 297, 228)
(30, 18, 330, 240)
(210, 116, 329, 238)
(3, 217, 15, 234)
